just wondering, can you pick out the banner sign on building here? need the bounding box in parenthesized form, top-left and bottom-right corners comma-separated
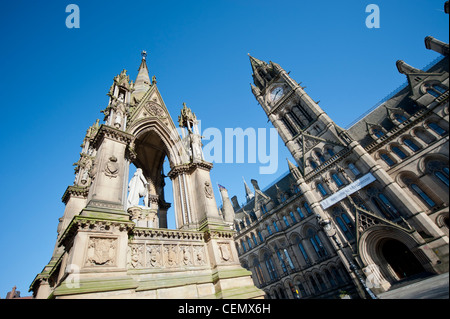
(320, 172, 376, 209)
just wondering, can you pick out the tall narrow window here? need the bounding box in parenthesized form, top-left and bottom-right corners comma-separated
(253, 259, 265, 286)
(411, 184, 436, 207)
(331, 173, 344, 187)
(392, 146, 407, 159)
(266, 225, 273, 236)
(380, 153, 395, 166)
(247, 237, 252, 249)
(283, 216, 290, 227)
(336, 216, 353, 240)
(317, 183, 328, 196)
(296, 207, 305, 219)
(257, 231, 264, 243)
(289, 111, 305, 130)
(303, 202, 312, 215)
(251, 233, 258, 246)
(284, 249, 295, 270)
(403, 139, 420, 152)
(282, 118, 297, 137)
(379, 193, 400, 218)
(435, 171, 449, 187)
(276, 250, 287, 274)
(261, 204, 268, 214)
(428, 122, 447, 136)
(348, 163, 361, 176)
(290, 211, 298, 224)
(273, 221, 279, 232)
(265, 255, 278, 280)
(298, 242, 310, 264)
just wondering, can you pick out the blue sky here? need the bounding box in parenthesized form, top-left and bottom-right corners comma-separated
(0, 0, 448, 297)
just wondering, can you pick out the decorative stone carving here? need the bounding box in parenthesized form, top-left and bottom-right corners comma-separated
(130, 244, 144, 268)
(104, 155, 119, 178)
(165, 245, 178, 267)
(145, 101, 166, 118)
(146, 245, 162, 267)
(218, 243, 232, 262)
(204, 181, 213, 199)
(86, 237, 117, 267)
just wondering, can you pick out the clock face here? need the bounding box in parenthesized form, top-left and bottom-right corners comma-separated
(270, 87, 284, 102)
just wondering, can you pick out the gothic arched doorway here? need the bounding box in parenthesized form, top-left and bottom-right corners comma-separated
(380, 239, 425, 280)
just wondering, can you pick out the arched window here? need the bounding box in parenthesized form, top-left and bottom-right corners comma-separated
(372, 128, 384, 138)
(435, 169, 449, 187)
(394, 113, 407, 123)
(296, 207, 305, 219)
(392, 146, 407, 159)
(309, 277, 320, 294)
(414, 128, 435, 144)
(251, 233, 258, 246)
(316, 151, 326, 163)
(348, 163, 361, 176)
(257, 231, 264, 243)
(331, 267, 345, 285)
(303, 202, 312, 215)
(325, 269, 337, 287)
(297, 282, 308, 297)
(327, 148, 335, 157)
(310, 160, 318, 169)
(378, 193, 400, 218)
(411, 184, 436, 208)
(264, 254, 278, 280)
(336, 216, 353, 240)
(403, 139, 420, 152)
(253, 258, 265, 286)
(331, 173, 344, 187)
(309, 231, 328, 258)
(426, 88, 440, 98)
(241, 240, 247, 253)
(276, 249, 287, 274)
(273, 221, 279, 232)
(316, 274, 327, 291)
(246, 237, 253, 249)
(298, 241, 310, 264)
(261, 204, 268, 214)
(289, 211, 298, 224)
(428, 122, 447, 136)
(293, 184, 300, 194)
(266, 224, 273, 236)
(283, 216, 290, 228)
(432, 84, 447, 94)
(317, 183, 328, 196)
(380, 153, 395, 166)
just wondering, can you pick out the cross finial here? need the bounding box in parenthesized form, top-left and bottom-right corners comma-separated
(141, 50, 147, 60)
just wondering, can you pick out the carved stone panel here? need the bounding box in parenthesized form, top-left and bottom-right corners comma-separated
(85, 237, 117, 267)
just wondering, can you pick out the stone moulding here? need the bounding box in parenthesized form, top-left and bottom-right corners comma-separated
(61, 185, 90, 204)
(131, 227, 204, 241)
(91, 124, 135, 149)
(58, 215, 135, 248)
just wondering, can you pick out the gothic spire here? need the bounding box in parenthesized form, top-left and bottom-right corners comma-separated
(243, 177, 255, 202)
(134, 50, 151, 94)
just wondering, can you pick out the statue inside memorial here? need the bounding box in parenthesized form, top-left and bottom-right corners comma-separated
(127, 168, 149, 208)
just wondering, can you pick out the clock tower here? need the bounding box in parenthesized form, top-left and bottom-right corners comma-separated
(249, 54, 350, 175)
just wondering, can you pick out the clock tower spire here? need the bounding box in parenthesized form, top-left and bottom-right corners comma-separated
(249, 56, 349, 174)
